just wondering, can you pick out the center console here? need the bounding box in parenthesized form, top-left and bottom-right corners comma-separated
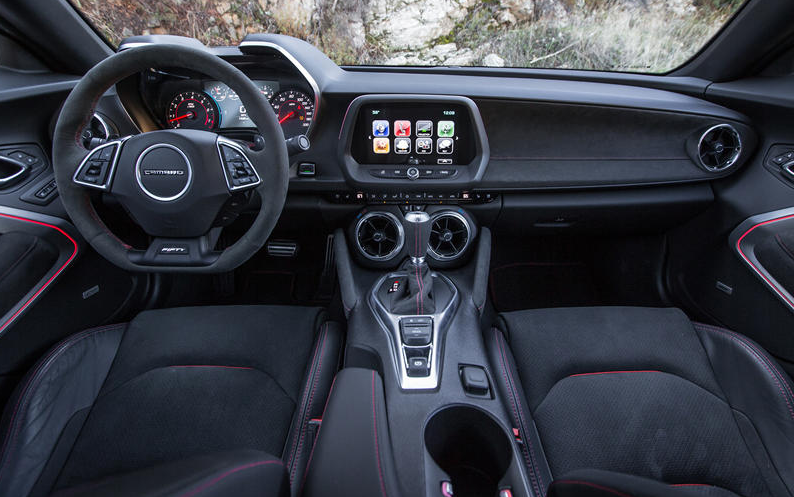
(299, 95, 533, 497)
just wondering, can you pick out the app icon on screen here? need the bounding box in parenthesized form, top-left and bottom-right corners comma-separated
(437, 138, 454, 154)
(416, 121, 433, 137)
(373, 120, 389, 137)
(416, 138, 433, 154)
(394, 120, 411, 137)
(437, 121, 455, 137)
(394, 138, 411, 154)
(373, 138, 390, 154)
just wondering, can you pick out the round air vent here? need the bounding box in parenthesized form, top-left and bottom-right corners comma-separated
(355, 211, 404, 261)
(428, 211, 471, 261)
(697, 124, 741, 172)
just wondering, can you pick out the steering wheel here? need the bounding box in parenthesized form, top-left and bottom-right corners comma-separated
(52, 44, 289, 273)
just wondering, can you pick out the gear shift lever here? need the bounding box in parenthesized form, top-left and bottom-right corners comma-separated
(389, 210, 436, 315)
(403, 211, 432, 265)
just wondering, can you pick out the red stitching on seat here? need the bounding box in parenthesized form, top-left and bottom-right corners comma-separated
(694, 323, 794, 422)
(0, 324, 125, 478)
(569, 370, 661, 378)
(550, 480, 633, 497)
(168, 365, 253, 370)
(288, 323, 328, 485)
(493, 329, 543, 497)
(298, 375, 337, 495)
(372, 370, 389, 497)
(177, 459, 283, 497)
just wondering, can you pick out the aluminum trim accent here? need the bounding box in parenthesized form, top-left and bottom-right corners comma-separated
(368, 271, 459, 390)
(216, 136, 262, 191)
(428, 210, 472, 261)
(354, 211, 405, 261)
(134, 143, 193, 201)
(697, 123, 742, 172)
(238, 40, 321, 137)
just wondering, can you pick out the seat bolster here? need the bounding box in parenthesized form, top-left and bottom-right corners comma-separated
(485, 328, 553, 497)
(693, 322, 794, 495)
(548, 469, 742, 497)
(282, 321, 343, 494)
(0, 324, 126, 497)
(50, 450, 287, 497)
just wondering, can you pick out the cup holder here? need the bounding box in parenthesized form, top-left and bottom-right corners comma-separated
(424, 405, 513, 497)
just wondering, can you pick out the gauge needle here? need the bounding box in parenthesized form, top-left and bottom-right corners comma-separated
(169, 112, 194, 122)
(279, 111, 295, 124)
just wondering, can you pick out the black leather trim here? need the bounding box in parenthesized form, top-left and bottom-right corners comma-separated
(283, 321, 342, 495)
(486, 327, 553, 497)
(299, 368, 399, 497)
(0, 324, 126, 497)
(693, 322, 794, 496)
(49, 450, 288, 497)
(548, 469, 742, 497)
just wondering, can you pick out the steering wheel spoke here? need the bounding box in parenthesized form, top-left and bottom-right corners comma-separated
(217, 136, 262, 192)
(127, 233, 222, 268)
(72, 137, 129, 191)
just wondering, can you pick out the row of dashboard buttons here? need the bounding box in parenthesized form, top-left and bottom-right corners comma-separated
(368, 167, 458, 180)
(329, 191, 496, 204)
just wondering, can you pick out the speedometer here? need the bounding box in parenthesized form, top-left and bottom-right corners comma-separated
(166, 91, 218, 130)
(270, 90, 314, 138)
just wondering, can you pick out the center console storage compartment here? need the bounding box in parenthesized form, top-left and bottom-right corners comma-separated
(424, 405, 515, 497)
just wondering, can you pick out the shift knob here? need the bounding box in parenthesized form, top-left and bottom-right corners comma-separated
(403, 210, 432, 263)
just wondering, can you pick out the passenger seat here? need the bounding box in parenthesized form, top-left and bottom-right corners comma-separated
(486, 306, 794, 497)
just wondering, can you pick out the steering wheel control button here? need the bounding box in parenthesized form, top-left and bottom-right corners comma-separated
(135, 143, 192, 202)
(407, 167, 420, 180)
(73, 141, 121, 190)
(217, 138, 261, 191)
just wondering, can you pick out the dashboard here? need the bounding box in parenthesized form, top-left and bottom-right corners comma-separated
(113, 34, 757, 202)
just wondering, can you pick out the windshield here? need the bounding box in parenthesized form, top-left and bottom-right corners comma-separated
(71, 0, 745, 73)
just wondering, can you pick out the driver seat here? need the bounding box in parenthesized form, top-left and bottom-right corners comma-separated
(0, 305, 342, 497)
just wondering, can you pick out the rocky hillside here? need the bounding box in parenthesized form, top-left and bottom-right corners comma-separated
(74, 0, 743, 72)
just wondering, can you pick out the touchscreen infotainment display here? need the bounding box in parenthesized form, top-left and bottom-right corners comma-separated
(351, 103, 475, 166)
(204, 80, 279, 129)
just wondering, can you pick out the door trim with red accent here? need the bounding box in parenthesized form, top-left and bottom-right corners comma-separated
(729, 207, 794, 313)
(0, 207, 81, 336)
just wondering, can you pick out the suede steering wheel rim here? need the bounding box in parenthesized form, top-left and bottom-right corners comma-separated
(52, 44, 289, 273)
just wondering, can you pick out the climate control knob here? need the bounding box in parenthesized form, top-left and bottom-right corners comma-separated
(407, 167, 420, 180)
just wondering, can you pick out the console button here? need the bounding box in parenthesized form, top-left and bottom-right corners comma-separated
(407, 356, 430, 377)
(401, 317, 432, 346)
(407, 167, 420, 180)
(460, 366, 490, 396)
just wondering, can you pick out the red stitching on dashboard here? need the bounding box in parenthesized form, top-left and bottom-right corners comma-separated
(0, 214, 78, 334)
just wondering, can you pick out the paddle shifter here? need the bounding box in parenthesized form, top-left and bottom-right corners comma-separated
(390, 211, 436, 315)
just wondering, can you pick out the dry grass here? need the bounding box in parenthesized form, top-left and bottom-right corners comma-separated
(483, 3, 737, 72)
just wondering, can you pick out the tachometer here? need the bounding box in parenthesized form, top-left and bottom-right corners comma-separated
(270, 90, 314, 137)
(166, 91, 219, 130)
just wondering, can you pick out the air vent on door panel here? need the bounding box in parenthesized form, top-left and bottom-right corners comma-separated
(698, 124, 742, 172)
(355, 212, 404, 261)
(428, 211, 471, 261)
